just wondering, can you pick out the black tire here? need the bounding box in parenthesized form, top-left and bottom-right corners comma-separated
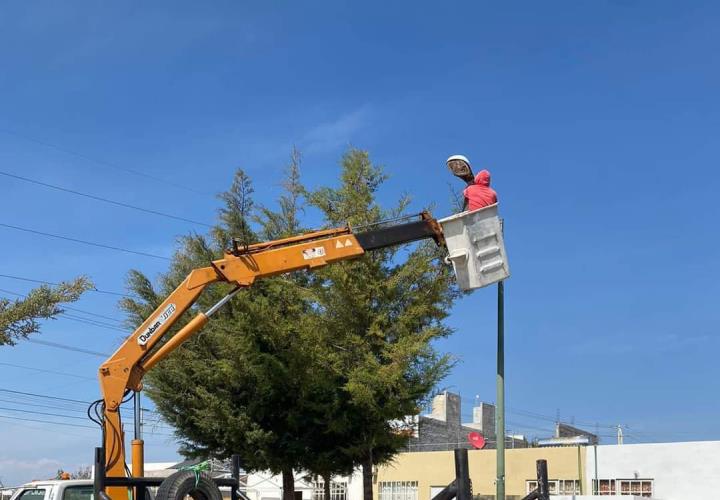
(156, 470, 222, 500)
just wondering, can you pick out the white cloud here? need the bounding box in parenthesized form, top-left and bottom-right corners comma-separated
(299, 107, 373, 154)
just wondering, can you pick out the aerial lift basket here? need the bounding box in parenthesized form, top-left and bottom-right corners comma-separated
(438, 204, 510, 291)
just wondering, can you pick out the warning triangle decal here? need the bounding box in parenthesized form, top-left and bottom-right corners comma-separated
(336, 240, 344, 249)
(344, 239, 353, 247)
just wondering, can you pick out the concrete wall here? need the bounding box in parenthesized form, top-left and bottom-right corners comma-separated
(585, 441, 720, 500)
(375, 447, 584, 500)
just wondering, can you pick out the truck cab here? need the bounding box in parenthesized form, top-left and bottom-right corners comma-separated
(9, 480, 93, 500)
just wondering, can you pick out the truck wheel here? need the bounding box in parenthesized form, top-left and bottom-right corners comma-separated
(156, 471, 222, 500)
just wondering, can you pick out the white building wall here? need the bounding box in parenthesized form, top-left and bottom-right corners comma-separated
(243, 472, 314, 500)
(585, 441, 720, 500)
(344, 470, 363, 500)
(242, 471, 363, 500)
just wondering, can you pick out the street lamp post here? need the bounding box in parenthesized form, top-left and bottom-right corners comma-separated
(446, 154, 507, 499)
(496, 280, 505, 500)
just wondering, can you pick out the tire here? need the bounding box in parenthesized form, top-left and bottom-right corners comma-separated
(156, 470, 222, 500)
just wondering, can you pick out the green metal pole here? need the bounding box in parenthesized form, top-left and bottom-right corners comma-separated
(496, 280, 505, 500)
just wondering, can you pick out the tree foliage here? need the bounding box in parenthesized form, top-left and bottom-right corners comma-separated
(121, 148, 458, 500)
(0, 277, 93, 346)
(56, 465, 92, 480)
(306, 149, 459, 498)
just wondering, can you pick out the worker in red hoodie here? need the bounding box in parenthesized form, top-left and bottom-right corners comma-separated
(446, 154, 498, 211)
(464, 169, 497, 211)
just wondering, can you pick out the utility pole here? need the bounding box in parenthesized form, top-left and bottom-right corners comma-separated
(496, 280, 505, 500)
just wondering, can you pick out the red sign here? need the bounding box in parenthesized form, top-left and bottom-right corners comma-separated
(467, 431, 486, 449)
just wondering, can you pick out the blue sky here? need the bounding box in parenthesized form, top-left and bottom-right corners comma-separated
(1, 0, 719, 485)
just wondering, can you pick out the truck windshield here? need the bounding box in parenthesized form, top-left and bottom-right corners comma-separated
(15, 490, 47, 500)
(62, 486, 93, 500)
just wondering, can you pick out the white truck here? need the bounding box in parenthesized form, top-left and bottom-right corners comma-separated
(8, 480, 93, 500)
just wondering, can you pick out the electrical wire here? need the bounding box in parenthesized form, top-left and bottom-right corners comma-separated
(0, 362, 95, 380)
(459, 393, 623, 430)
(59, 313, 128, 333)
(0, 404, 90, 421)
(0, 397, 94, 412)
(0, 273, 133, 298)
(0, 413, 97, 429)
(0, 388, 162, 417)
(0, 222, 171, 260)
(0, 387, 95, 404)
(26, 338, 110, 357)
(0, 128, 212, 196)
(0, 170, 212, 228)
(0, 413, 174, 438)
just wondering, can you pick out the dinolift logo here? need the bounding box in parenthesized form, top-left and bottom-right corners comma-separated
(137, 303, 177, 346)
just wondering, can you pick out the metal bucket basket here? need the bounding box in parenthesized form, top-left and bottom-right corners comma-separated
(438, 204, 510, 291)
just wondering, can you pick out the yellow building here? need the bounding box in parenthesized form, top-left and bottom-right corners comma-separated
(374, 447, 585, 499)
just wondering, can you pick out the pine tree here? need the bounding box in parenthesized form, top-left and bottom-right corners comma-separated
(121, 148, 458, 500)
(121, 154, 334, 500)
(0, 277, 93, 345)
(307, 148, 459, 500)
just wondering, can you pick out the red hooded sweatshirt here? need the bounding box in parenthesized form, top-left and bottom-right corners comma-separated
(463, 169, 497, 211)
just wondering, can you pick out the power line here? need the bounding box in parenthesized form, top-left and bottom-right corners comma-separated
(0, 389, 169, 429)
(506, 420, 556, 434)
(0, 404, 171, 433)
(0, 404, 89, 421)
(61, 313, 127, 333)
(0, 413, 96, 429)
(0, 222, 171, 260)
(0, 387, 93, 404)
(0, 128, 212, 196)
(64, 306, 124, 324)
(0, 388, 162, 417)
(26, 338, 110, 357)
(0, 274, 133, 298)
(0, 362, 95, 381)
(0, 414, 176, 438)
(459, 393, 622, 430)
(0, 398, 88, 412)
(0, 170, 212, 228)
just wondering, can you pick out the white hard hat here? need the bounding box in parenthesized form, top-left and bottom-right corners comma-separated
(446, 154, 471, 166)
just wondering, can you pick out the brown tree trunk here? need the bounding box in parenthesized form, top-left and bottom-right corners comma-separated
(362, 455, 373, 500)
(282, 467, 295, 500)
(323, 472, 332, 500)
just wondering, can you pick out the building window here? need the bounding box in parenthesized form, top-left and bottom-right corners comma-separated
(619, 479, 653, 497)
(526, 479, 579, 495)
(593, 479, 617, 495)
(558, 480, 580, 494)
(312, 481, 347, 500)
(379, 481, 418, 500)
(593, 479, 653, 497)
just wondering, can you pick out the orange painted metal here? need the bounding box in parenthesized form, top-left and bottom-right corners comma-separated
(131, 440, 144, 477)
(139, 313, 209, 373)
